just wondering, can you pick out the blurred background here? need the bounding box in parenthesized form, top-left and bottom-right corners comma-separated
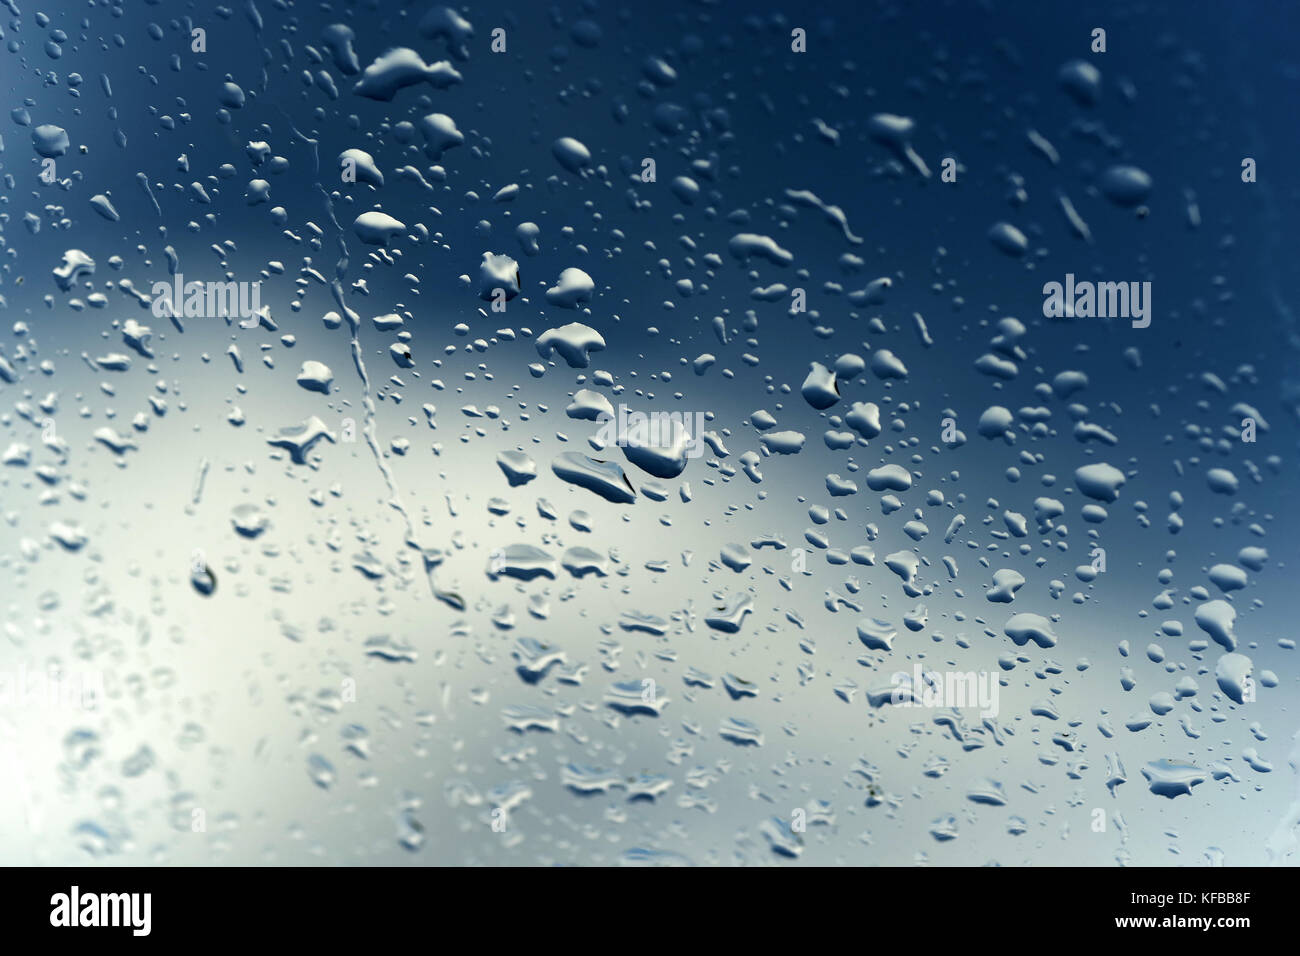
(0, 0, 1298, 865)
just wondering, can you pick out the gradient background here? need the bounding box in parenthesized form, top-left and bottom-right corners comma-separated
(1, 0, 1298, 865)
